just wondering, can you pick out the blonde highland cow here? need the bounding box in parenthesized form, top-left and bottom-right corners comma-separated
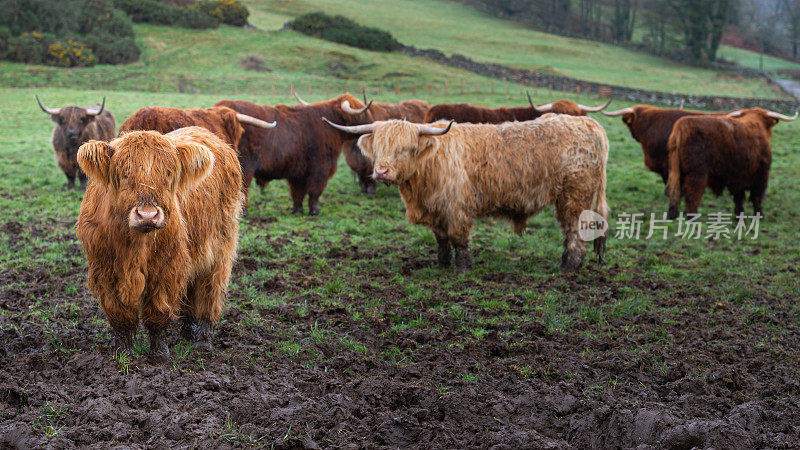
(324, 114, 610, 272)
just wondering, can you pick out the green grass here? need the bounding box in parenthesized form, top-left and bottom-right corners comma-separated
(717, 45, 800, 74)
(249, 0, 787, 98)
(0, 0, 789, 100)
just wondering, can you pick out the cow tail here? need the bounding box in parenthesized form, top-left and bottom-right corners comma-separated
(665, 127, 683, 219)
(592, 133, 610, 263)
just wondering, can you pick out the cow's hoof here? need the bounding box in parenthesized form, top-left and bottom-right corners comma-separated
(148, 330, 170, 362)
(560, 252, 583, 271)
(309, 207, 320, 216)
(291, 206, 303, 214)
(110, 329, 134, 355)
(667, 207, 679, 220)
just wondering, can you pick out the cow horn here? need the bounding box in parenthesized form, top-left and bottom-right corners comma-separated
(765, 110, 799, 121)
(679, 99, 685, 110)
(322, 117, 377, 134)
(292, 86, 310, 105)
(85, 97, 105, 116)
(527, 90, 535, 109)
(726, 110, 744, 118)
(36, 95, 61, 115)
(342, 99, 372, 115)
(236, 113, 276, 128)
(577, 98, 613, 113)
(417, 121, 453, 136)
(601, 107, 635, 117)
(534, 102, 553, 113)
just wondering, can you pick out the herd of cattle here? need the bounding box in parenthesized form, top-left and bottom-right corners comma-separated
(34, 92, 796, 358)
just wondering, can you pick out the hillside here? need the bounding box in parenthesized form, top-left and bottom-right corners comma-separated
(0, 0, 788, 100)
(246, 0, 788, 99)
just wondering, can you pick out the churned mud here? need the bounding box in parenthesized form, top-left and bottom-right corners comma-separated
(0, 216, 798, 449)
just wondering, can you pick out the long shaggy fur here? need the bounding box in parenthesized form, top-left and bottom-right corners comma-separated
(215, 94, 377, 214)
(76, 127, 243, 346)
(48, 105, 116, 188)
(118, 106, 246, 150)
(357, 115, 610, 270)
(666, 108, 777, 218)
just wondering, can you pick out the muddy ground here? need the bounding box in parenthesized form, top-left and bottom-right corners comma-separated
(0, 214, 799, 449)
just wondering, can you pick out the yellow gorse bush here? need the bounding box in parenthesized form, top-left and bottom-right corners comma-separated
(47, 39, 95, 67)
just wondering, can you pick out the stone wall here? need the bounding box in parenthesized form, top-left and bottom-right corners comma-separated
(400, 45, 800, 112)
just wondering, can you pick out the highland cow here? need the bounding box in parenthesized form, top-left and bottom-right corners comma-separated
(424, 93, 611, 124)
(37, 95, 116, 189)
(325, 115, 610, 271)
(666, 108, 797, 219)
(76, 127, 243, 360)
(215, 94, 375, 215)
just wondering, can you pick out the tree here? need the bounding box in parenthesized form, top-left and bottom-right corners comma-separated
(612, 0, 638, 42)
(667, 0, 733, 62)
(783, 0, 800, 58)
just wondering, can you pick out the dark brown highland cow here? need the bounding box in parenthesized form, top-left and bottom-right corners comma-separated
(215, 93, 376, 215)
(424, 93, 611, 124)
(602, 105, 716, 183)
(666, 108, 797, 219)
(76, 127, 243, 360)
(293, 90, 431, 196)
(37, 95, 116, 189)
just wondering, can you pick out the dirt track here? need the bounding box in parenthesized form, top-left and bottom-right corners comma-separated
(1, 216, 799, 449)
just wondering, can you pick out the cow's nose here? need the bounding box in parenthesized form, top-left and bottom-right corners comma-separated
(136, 206, 158, 221)
(375, 166, 389, 175)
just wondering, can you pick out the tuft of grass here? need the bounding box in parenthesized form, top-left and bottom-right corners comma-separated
(32, 403, 65, 437)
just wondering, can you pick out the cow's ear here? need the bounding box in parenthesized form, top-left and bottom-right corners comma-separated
(622, 112, 636, 125)
(415, 136, 438, 160)
(174, 140, 215, 191)
(357, 134, 375, 159)
(78, 140, 114, 185)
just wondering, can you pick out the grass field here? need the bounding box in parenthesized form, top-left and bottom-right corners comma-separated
(1, 83, 799, 446)
(0, 0, 790, 100)
(246, 0, 789, 98)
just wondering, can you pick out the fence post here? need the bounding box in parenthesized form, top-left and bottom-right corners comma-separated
(326, 83, 330, 98)
(413, 81, 417, 96)
(234, 85, 238, 96)
(445, 81, 448, 96)
(460, 81, 464, 95)
(308, 83, 312, 96)
(506, 82, 509, 97)
(475, 83, 479, 94)
(215, 86, 218, 95)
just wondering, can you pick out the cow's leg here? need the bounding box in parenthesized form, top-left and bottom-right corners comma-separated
(750, 165, 770, 219)
(681, 175, 707, 216)
(240, 172, 254, 217)
(288, 179, 308, 214)
(100, 295, 137, 355)
(182, 260, 232, 351)
(142, 286, 178, 362)
(433, 229, 452, 268)
(65, 173, 76, 190)
(732, 190, 746, 217)
(448, 220, 473, 273)
(306, 176, 330, 216)
(360, 176, 377, 196)
(555, 193, 589, 271)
